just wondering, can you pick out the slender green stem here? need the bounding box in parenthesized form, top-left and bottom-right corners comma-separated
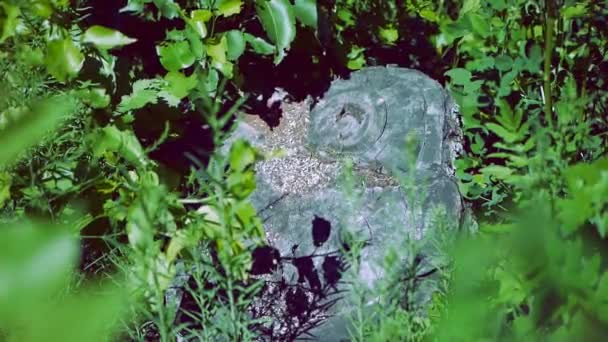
(543, 0, 556, 127)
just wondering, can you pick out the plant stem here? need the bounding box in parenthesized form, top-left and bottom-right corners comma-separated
(543, 0, 556, 127)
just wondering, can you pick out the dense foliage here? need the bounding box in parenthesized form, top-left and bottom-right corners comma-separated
(0, 0, 606, 341)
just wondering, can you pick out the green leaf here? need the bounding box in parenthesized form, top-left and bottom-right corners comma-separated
(561, 3, 587, 19)
(255, 0, 296, 64)
(83, 25, 137, 50)
(0, 95, 75, 167)
(229, 139, 257, 172)
(185, 27, 205, 59)
(78, 87, 111, 109)
(494, 54, 513, 71)
(0, 222, 77, 302)
(379, 26, 399, 45)
(0, 171, 11, 208)
(347, 46, 366, 70)
(225, 30, 246, 61)
(152, 0, 181, 19)
(45, 38, 84, 82)
(487, 123, 519, 143)
(557, 197, 593, 234)
(206, 36, 234, 77)
(294, 0, 317, 29)
(165, 71, 197, 98)
(445, 68, 472, 86)
(217, 0, 243, 17)
(480, 165, 514, 181)
(227, 170, 256, 199)
(466, 13, 490, 38)
(206, 37, 227, 62)
(461, 0, 480, 16)
(244, 33, 275, 55)
(188, 9, 212, 38)
(91, 126, 149, 168)
(157, 41, 196, 71)
(0, 2, 20, 43)
(117, 79, 162, 112)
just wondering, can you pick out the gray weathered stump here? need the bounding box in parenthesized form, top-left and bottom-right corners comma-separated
(226, 66, 465, 341)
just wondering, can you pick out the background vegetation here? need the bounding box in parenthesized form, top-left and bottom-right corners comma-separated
(0, 0, 606, 341)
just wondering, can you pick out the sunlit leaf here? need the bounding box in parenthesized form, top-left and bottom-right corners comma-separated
(293, 0, 317, 29)
(157, 41, 196, 71)
(217, 0, 243, 17)
(45, 38, 84, 82)
(244, 33, 275, 55)
(225, 30, 246, 61)
(379, 26, 399, 45)
(255, 0, 296, 64)
(0, 2, 20, 43)
(90, 125, 149, 168)
(0, 222, 77, 304)
(164, 71, 197, 99)
(229, 139, 257, 172)
(445, 68, 472, 85)
(189, 9, 212, 38)
(83, 25, 137, 50)
(0, 171, 12, 208)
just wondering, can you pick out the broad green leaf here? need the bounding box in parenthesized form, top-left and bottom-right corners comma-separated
(78, 87, 111, 109)
(229, 139, 257, 172)
(217, 0, 243, 17)
(45, 38, 84, 82)
(0, 171, 11, 207)
(211, 60, 234, 78)
(164, 71, 197, 98)
(189, 9, 212, 38)
(198, 69, 220, 93)
(166, 224, 204, 262)
(419, 9, 438, 22)
(120, 0, 146, 13)
(30, 1, 53, 18)
(244, 33, 275, 55)
(294, 0, 317, 29)
(466, 13, 490, 38)
(206, 36, 228, 63)
(91, 125, 148, 168)
(557, 197, 593, 234)
(379, 26, 399, 45)
(461, 0, 480, 15)
(255, 0, 296, 64)
(227, 170, 256, 199)
(225, 30, 246, 61)
(152, 0, 181, 19)
(497, 69, 518, 97)
(0, 222, 77, 303)
(24, 285, 126, 342)
(0, 95, 75, 167)
(337, 9, 354, 27)
(466, 56, 494, 71)
(83, 25, 137, 50)
(206, 36, 234, 77)
(480, 165, 514, 180)
(445, 68, 472, 85)
(184, 27, 205, 59)
(0, 2, 20, 43)
(494, 54, 513, 71)
(157, 41, 196, 71)
(561, 3, 587, 19)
